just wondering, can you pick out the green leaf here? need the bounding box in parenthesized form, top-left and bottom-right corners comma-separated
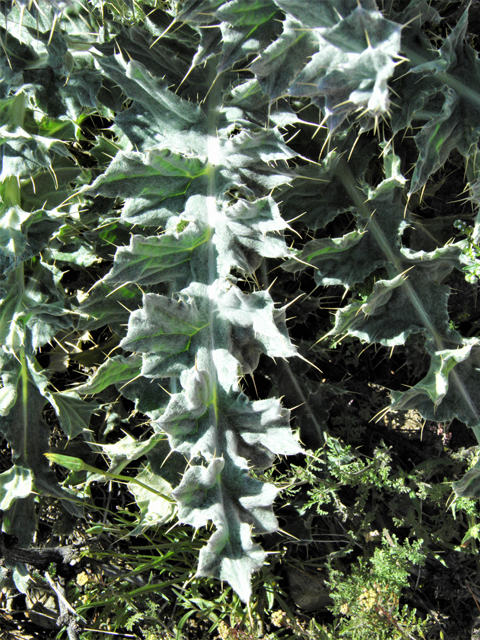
(408, 87, 463, 195)
(78, 282, 142, 336)
(100, 433, 165, 474)
(28, 357, 97, 439)
(405, 10, 480, 193)
(0, 262, 72, 351)
(104, 226, 208, 287)
(2, 9, 103, 119)
(87, 147, 207, 199)
(120, 288, 206, 363)
(173, 456, 278, 602)
(0, 373, 82, 515)
(249, 15, 318, 101)
(121, 282, 295, 379)
(291, 180, 407, 287)
(20, 155, 81, 212)
(217, 0, 280, 72)
(250, 4, 401, 130)
(214, 196, 290, 276)
(453, 459, 480, 498)
(0, 349, 20, 416)
(0, 25, 39, 89)
(329, 249, 461, 346)
(12, 563, 32, 595)
(0, 207, 31, 274)
(48, 392, 97, 439)
(97, 56, 206, 154)
(0, 123, 69, 182)
(157, 370, 300, 466)
(272, 0, 377, 28)
(75, 355, 143, 396)
(128, 464, 176, 535)
(392, 339, 480, 427)
(0, 465, 32, 511)
(104, 192, 290, 289)
(275, 131, 375, 231)
(2, 495, 37, 548)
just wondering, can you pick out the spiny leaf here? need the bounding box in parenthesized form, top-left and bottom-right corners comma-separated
(173, 456, 278, 602)
(328, 260, 459, 347)
(392, 339, 480, 427)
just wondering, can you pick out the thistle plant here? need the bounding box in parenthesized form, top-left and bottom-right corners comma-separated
(1, 0, 480, 612)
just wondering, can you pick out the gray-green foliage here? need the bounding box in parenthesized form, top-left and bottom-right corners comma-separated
(1, 0, 480, 604)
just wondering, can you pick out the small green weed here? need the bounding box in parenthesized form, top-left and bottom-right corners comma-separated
(327, 533, 428, 640)
(454, 219, 480, 284)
